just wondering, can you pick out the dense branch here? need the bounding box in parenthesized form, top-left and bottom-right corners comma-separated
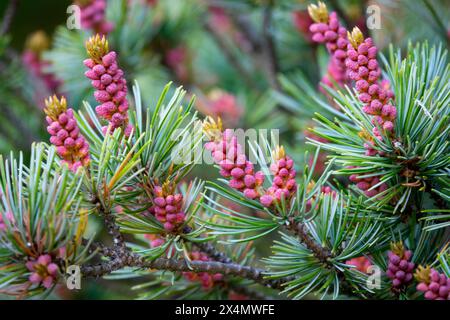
(182, 229, 274, 298)
(81, 249, 291, 290)
(91, 195, 128, 253)
(81, 238, 117, 258)
(287, 218, 332, 265)
(193, 241, 234, 264)
(286, 219, 369, 298)
(81, 203, 290, 292)
(182, 226, 235, 264)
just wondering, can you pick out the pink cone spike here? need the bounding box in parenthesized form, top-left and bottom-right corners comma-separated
(415, 266, 450, 300)
(386, 242, 415, 289)
(76, 0, 114, 34)
(203, 117, 299, 210)
(149, 182, 186, 232)
(261, 146, 297, 208)
(84, 35, 133, 136)
(182, 251, 223, 290)
(320, 57, 348, 93)
(203, 117, 265, 200)
(44, 96, 90, 172)
(345, 28, 396, 197)
(26, 254, 59, 289)
(308, 3, 349, 88)
(346, 27, 396, 139)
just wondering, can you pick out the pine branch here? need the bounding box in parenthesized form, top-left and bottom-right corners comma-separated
(81, 256, 124, 277)
(82, 206, 289, 291)
(286, 218, 332, 265)
(284, 220, 364, 297)
(81, 248, 291, 290)
(90, 194, 128, 253)
(81, 238, 118, 258)
(182, 226, 235, 264)
(181, 229, 274, 298)
(192, 241, 234, 264)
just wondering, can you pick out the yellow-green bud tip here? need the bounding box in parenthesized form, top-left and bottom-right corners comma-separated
(347, 27, 364, 48)
(86, 34, 109, 62)
(308, 1, 329, 23)
(203, 116, 223, 141)
(414, 265, 431, 284)
(390, 241, 405, 256)
(44, 95, 67, 120)
(273, 145, 286, 160)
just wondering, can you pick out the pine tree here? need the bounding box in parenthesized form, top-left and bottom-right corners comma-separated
(0, 0, 448, 300)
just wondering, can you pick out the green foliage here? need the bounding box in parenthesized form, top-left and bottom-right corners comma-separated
(0, 0, 449, 301)
(0, 143, 90, 297)
(308, 43, 449, 212)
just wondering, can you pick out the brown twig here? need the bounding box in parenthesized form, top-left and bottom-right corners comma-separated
(81, 238, 117, 258)
(285, 219, 369, 298)
(81, 249, 290, 290)
(286, 218, 333, 265)
(81, 201, 291, 292)
(192, 241, 234, 264)
(90, 194, 128, 253)
(182, 225, 235, 264)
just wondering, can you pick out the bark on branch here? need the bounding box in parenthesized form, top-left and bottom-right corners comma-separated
(287, 218, 333, 265)
(192, 241, 234, 264)
(91, 195, 128, 253)
(81, 249, 290, 290)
